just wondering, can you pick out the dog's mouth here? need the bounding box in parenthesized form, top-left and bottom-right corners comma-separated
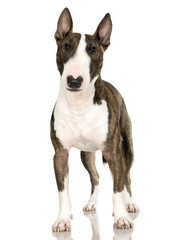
(66, 88, 83, 92)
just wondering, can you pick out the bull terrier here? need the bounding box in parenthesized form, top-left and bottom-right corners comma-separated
(51, 8, 139, 232)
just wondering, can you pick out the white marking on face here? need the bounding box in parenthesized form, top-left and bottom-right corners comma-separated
(61, 34, 91, 91)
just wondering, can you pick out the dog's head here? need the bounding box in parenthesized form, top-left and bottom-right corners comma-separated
(55, 8, 112, 92)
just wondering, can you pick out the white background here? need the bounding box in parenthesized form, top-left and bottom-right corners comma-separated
(0, 0, 183, 239)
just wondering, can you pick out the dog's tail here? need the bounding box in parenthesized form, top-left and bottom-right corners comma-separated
(102, 156, 107, 164)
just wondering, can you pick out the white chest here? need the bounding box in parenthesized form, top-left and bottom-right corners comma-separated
(54, 98, 109, 152)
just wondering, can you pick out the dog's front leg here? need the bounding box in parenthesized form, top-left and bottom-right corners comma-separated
(103, 148, 133, 229)
(52, 151, 72, 232)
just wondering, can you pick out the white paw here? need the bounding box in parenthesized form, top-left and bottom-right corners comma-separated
(52, 217, 71, 232)
(126, 201, 139, 213)
(113, 216, 133, 229)
(83, 201, 96, 212)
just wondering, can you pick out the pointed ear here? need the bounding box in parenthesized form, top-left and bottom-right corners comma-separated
(55, 8, 73, 42)
(94, 13, 112, 50)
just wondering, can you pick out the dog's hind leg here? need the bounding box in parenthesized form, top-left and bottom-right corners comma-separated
(122, 131, 139, 213)
(120, 103, 139, 213)
(81, 151, 99, 212)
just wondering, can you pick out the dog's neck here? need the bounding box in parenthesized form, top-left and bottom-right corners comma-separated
(58, 75, 100, 112)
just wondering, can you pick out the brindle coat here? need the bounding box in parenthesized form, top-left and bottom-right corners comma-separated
(50, 8, 134, 206)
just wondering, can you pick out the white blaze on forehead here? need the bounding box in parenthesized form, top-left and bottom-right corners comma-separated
(61, 34, 91, 90)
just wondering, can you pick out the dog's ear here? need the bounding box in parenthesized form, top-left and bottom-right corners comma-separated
(94, 13, 112, 50)
(55, 8, 73, 43)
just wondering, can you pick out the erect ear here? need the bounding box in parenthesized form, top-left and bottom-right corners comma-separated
(55, 8, 73, 42)
(94, 13, 112, 51)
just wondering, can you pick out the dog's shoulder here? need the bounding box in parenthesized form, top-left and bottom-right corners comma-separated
(102, 80, 123, 112)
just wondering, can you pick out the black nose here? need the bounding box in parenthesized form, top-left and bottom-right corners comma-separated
(67, 75, 83, 89)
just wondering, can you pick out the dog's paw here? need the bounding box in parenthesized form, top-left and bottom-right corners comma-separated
(113, 216, 133, 230)
(126, 201, 139, 213)
(52, 218, 71, 232)
(83, 201, 96, 212)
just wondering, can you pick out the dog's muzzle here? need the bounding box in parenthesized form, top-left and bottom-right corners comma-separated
(67, 75, 83, 90)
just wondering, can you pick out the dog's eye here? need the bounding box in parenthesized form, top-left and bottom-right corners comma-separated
(63, 43, 70, 51)
(89, 46, 96, 54)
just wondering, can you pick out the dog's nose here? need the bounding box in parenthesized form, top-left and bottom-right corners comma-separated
(67, 75, 83, 89)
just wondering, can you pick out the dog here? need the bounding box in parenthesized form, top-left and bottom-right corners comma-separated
(50, 8, 139, 232)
